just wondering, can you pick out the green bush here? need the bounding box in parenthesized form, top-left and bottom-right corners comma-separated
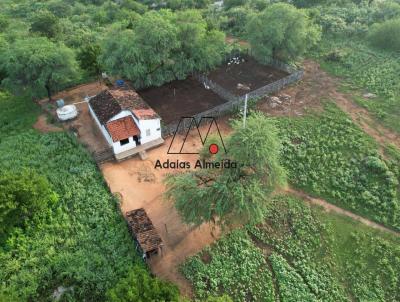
(0, 96, 142, 301)
(106, 266, 180, 302)
(183, 195, 400, 301)
(368, 18, 400, 52)
(0, 169, 58, 240)
(181, 230, 275, 301)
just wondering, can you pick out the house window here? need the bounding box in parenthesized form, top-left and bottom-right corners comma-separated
(120, 138, 129, 146)
(146, 129, 151, 136)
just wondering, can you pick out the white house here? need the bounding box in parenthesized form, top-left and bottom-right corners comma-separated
(88, 88, 163, 160)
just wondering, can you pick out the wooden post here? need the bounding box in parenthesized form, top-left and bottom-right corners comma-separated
(243, 94, 248, 128)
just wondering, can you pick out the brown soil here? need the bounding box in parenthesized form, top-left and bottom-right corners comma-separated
(207, 56, 289, 96)
(138, 77, 227, 124)
(38, 82, 110, 154)
(100, 120, 231, 297)
(38, 82, 107, 106)
(258, 60, 400, 151)
(33, 114, 63, 133)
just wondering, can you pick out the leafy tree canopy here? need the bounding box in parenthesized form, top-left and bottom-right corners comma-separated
(165, 112, 286, 228)
(0, 169, 58, 240)
(246, 3, 321, 62)
(106, 265, 180, 302)
(77, 44, 102, 77)
(101, 10, 226, 88)
(29, 10, 61, 39)
(0, 37, 79, 100)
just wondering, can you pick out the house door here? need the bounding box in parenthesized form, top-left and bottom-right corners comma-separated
(133, 135, 141, 145)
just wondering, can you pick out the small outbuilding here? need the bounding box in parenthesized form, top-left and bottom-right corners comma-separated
(88, 88, 164, 160)
(126, 208, 163, 259)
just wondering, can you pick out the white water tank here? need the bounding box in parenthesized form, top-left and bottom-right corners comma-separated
(57, 105, 78, 121)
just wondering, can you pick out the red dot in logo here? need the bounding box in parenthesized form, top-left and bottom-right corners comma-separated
(209, 143, 219, 154)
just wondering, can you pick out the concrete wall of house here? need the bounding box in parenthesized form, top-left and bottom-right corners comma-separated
(88, 104, 113, 146)
(89, 103, 161, 153)
(138, 119, 162, 144)
(112, 137, 137, 154)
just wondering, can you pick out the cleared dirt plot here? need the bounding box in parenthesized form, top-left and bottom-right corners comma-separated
(138, 77, 227, 123)
(207, 56, 289, 96)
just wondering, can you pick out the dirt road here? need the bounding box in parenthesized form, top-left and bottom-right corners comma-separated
(267, 60, 400, 151)
(101, 120, 231, 297)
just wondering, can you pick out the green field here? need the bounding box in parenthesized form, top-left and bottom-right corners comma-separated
(182, 195, 400, 302)
(314, 38, 400, 133)
(0, 93, 142, 301)
(276, 102, 400, 231)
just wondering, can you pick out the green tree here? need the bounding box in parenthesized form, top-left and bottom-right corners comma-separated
(29, 10, 61, 39)
(77, 44, 102, 77)
(246, 3, 321, 62)
(101, 10, 226, 88)
(106, 265, 180, 302)
(0, 37, 79, 100)
(165, 112, 286, 228)
(0, 170, 58, 240)
(170, 10, 226, 77)
(368, 18, 400, 52)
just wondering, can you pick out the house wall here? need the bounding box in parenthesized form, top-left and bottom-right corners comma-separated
(112, 137, 137, 154)
(88, 104, 113, 146)
(138, 119, 162, 144)
(88, 103, 161, 154)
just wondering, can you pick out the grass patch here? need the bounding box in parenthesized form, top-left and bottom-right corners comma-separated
(313, 38, 400, 133)
(182, 195, 400, 302)
(277, 102, 400, 230)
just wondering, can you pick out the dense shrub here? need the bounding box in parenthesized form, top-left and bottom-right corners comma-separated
(0, 96, 141, 301)
(106, 266, 180, 302)
(0, 169, 58, 241)
(181, 230, 275, 301)
(368, 18, 400, 52)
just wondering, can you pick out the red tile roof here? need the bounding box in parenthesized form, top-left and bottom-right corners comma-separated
(89, 88, 160, 124)
(133, 109, 158, 120)
(106, 116, 140, 142)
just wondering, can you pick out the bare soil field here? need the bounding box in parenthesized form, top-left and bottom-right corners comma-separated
(138, 77, 227, 124)
(207, 55, 289, 96)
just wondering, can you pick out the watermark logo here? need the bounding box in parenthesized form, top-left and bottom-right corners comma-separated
(155, 117, 237, 170)
(167, 117, 227, 155)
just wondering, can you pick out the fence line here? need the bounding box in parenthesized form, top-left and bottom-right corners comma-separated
(162, 55, 303, 137)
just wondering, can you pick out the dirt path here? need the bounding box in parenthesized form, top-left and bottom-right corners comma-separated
(285, 187, 399, 237)
(33, 114, 63, 133)
(101, 120, 231, 297)
(289, 60, 400, 150)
